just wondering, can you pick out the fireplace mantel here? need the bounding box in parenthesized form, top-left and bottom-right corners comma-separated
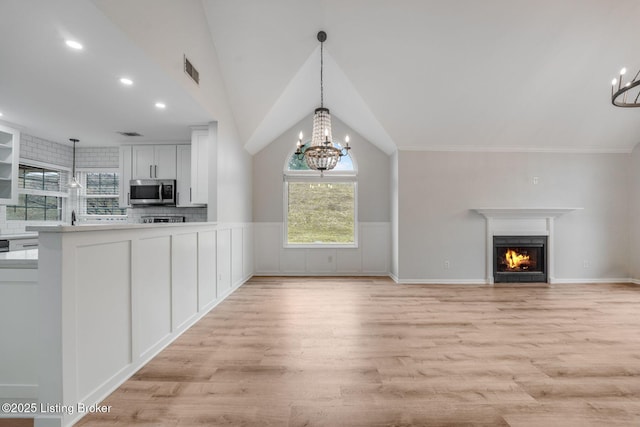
(472, 207, 582, 284)
(473, 208, 582, 219)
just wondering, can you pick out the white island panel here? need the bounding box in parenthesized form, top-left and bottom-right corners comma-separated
(0, 271, 38, 398)
(135, 236, 171, 358)
(171, 232, 199, 331)
(76, 241, 132, 398)
(197, 230, 217, 310)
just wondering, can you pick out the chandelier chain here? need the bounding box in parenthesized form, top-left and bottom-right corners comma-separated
(320, 39, 324, 108)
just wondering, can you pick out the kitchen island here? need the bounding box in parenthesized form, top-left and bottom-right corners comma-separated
(1, 222, 253, 427)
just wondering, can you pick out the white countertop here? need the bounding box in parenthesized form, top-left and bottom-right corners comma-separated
(0, 249, 38, 268)
(0, 233, 38, 240)
(27, 222, 216, 233)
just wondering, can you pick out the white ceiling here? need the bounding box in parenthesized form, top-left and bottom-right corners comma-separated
(1, 0, 640, 153)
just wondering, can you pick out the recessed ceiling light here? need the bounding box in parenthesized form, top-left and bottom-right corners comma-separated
(155, 102, 166, 109)
(0, 112, 3, 117)
(119, 77, 133, 86)
(65, 40, 83, 50)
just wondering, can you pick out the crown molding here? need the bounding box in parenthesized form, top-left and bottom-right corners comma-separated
(399, 145, 634, 154)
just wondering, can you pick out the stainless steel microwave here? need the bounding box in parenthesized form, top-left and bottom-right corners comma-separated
(129, 179, 176, 206)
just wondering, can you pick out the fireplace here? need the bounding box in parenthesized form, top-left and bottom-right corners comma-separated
(493, 236, 547, 283)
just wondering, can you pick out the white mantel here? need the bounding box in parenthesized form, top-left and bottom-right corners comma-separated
(472, 208, 582, 284)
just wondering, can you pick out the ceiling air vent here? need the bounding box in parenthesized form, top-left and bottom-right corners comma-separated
(184, 55, 199, 85)
(118, 131, 143, 137)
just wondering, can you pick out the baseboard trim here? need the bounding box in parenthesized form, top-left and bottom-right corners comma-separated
(254, 272, 391, 277)
(394, 279, 488, 285)
(551, 278, 634, 284)
(386, 277, 637, 285)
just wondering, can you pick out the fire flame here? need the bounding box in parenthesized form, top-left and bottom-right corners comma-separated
(504, 249, 530, 270)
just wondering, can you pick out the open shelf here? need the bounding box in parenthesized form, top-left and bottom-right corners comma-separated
(0, 124, 19, 204)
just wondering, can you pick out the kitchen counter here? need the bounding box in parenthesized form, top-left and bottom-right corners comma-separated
(0, 249, 38, 268)
(0, 232, 38, 239)
(27, 222, 216, 233)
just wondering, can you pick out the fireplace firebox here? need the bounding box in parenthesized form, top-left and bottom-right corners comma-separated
(493, 236, 547, 283)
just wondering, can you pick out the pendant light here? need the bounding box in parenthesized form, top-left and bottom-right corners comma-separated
(69, 138, 82, 189)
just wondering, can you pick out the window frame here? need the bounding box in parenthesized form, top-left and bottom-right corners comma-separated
(76, 168, 127, 219)
(6, 160, 68, 223)
(283, 149, 358, 249)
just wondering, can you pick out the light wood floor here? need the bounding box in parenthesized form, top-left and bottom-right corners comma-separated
(73, 277, 640, 426)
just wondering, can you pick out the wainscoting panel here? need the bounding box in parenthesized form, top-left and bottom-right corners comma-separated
(75, 241, 132, 399)
(280, 248, 308, 274)
(254, 222, 391, 275)
(197, 230, 217, 309)
(336, 248, 362, 273)
(135, 236, 171, 358)
(231, 227, 244, 287)
(254, 224, 280, 273)
(0, 270, 38, 399)
(171, 232, 199, 331)
(216, 228, 232, 294)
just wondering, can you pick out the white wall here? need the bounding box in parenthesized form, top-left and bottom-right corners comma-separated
(217, 121, 253, 223)
(396, 151, 630, 283)
(390, 151, 399, 279)
(632, 143, 640, 282)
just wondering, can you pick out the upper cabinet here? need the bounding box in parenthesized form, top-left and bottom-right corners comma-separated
(0, 124, 20, 205)
(190, 127, 209, 205)
(132, 145, 177, 180)
(176, 145, 204, 207)
(121, 133, 208, 208)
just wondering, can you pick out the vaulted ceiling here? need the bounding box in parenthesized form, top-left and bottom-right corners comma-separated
(1, 0, 640, 153)
(203, 0, 640, 154)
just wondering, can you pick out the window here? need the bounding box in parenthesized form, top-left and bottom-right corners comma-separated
(78, 171, 126, 216)
(6, 165, 65, 221)
(286, 181, 356, 244)
(284, 144, 357, 247)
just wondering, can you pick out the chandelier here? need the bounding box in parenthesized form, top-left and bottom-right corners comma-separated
(294, 31, 351, 177)
(611, 67, 640, 107)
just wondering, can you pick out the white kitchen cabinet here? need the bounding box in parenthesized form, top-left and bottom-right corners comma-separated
(190, 127, 208, 204)
(176, 145, 204, 207)
(0, 124, 20, 205)
(118, 145, 132, 208)
(132, 145, 177, 179)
